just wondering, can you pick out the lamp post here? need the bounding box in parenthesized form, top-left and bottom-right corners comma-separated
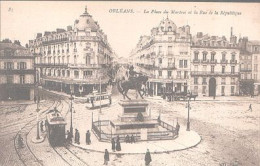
(36, 70, 40, 140)
(99, 77, 102, 114)
(186, 99, 191, 131)
(69, 93, 74, 137)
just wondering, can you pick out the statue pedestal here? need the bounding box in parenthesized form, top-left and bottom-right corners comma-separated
(110, 99, 159, 136)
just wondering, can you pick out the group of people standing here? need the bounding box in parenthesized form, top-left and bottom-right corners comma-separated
(111, 136, 121, 152)
(65, 129, 91, 145)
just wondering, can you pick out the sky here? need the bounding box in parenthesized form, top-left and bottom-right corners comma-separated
(1, 1, 260, 58)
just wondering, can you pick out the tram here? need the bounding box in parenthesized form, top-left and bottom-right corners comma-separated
(45, 108, 67, 146)
(85, 91, 112, 109)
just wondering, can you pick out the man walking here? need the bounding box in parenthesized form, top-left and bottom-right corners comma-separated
(176, 121, 180, 136)
(248, 104, 253, 111)
(86, 130, 91, 145)
(111, 138, 115, 152)
(104, 149, 109, 165)
(75, 129, 80, 144)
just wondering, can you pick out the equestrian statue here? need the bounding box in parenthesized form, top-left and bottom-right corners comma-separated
(117, 66, 148, 100)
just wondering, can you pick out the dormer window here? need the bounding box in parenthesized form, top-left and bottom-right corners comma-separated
(168, 26, 172, 31)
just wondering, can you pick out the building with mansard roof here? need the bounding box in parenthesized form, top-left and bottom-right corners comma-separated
(0, 42, 35, 100)
(190, 28, 240, 97)
(29, 7, 116, 96)
(130, 17, 191, 96)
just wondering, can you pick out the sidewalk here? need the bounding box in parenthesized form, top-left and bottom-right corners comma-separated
(72, 127, 201, 154)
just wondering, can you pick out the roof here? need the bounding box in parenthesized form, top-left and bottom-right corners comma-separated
(0, 42, 26, 50)
(248, 40, 260, 46)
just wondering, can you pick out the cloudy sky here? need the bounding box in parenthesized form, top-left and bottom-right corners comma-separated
(1, 1, 260, 57)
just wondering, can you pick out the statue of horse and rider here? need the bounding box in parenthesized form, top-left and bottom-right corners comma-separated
(117, 66, 148, 100)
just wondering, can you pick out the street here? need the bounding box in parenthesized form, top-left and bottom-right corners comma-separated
(0, 89, 259, 166)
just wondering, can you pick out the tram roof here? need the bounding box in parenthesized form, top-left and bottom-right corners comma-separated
(46, 110, 66, 125)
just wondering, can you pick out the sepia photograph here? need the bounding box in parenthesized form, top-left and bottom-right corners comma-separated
(0, 1, 259, 166)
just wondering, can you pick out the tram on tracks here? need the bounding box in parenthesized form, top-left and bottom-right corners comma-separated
(85, 91, 112, 109)
(45, 108, 67, 146)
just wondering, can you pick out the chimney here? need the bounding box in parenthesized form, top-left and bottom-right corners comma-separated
(231, 27, 233, 37)
(67, 26, 72, 31)
(44, 31, 51, 36)
(56, 28, 66, 33)
(36, 33, 42, 38)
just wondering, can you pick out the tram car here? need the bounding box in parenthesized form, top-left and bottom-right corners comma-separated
(45, 108, 67, 146)
(85, 91, 112, 109)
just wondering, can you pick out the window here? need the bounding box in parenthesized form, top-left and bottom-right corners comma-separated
(194, 52, 199, 60)
(86, 54, 91, 65)
(62, 70, 65, 77)
(202, 77, 207, 84)
(74, 71, 79, 78)
(194, 77, 198, 84)
(231, 86, 235, 95)
(62, 57, 65, 64)
(7, 75, 13, 84)
(254, 64, 258, 71)
(84, 71, 93, 76)
(177, 71, 181, 78)
(241, 73, 244, 79)
(67, 56, 70, 64)
(222, 66, 225, 73)
(232, 54, 235, 61)
(67, 70, 70, 77)
(168, 46, 172, 55)
(184, 60, 187, 68)
(168, 37, 172, 41)
(20, 75, 25, 84)
(159, 71, 162, 76)
(231, 66, 235, 74)
(254, 74, 257, 80)
(211, 66, 215, 73)
(168, 26, 172, 31)
(221, 78, 226, 84)
(231, 78, 235, 84)
(255, 55, 257, 60)
(74, 55, 77, 64)
(159, 46, 162, 54)
(202, 86, 206, 94)
(4, 62, 14, 70)
(179, 60, 183, 68)
(222, 53, 226, 61)
(203, 52, 207, 61)
(211, 52, 215, 61)
(241, 64, 245, 70)
(19, 62, 27, 69)
(159, 58, 162, 64)
(248, 64, 252, 70)
(221, 86, 225, 95)
(167, 71, 172, 77)
(184, 71, 188, 79)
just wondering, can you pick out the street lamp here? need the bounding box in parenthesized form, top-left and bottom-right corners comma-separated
(99, 76, 102, 114)
(35, 70, 41, 140)
(186, 98, 191, 131)
(69, 93, 74, 137)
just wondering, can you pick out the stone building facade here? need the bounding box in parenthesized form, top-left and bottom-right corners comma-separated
(0, 42, 35, 100)
(29, 7, 115, 96)
(190, 33, 240, 97)
(130, 17, 191, 96)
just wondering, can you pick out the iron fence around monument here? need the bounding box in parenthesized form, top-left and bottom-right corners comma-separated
(92, 119, 177, 142)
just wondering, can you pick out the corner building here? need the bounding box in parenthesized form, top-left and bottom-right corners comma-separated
(29, 7, 115, 96)
(130, 17, 191, 96)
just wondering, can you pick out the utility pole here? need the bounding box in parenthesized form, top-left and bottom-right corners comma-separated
(186, 99, 190, 131)
(69, 93, 74, 137)
(99, 77, 102, 114)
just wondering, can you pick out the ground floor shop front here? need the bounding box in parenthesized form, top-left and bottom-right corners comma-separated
(0, 84, 34, 101)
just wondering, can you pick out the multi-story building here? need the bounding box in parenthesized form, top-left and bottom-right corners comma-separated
(130, 17, 191, 96)
(29, 7, 115, 96)
(190, 30, 240, 97)
(0, 41, 35, 100)
(238, 37, 254, 95)
(247, 41, 260, 95)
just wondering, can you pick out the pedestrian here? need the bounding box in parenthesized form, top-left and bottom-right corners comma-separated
(18, 134, 24, 148)
(145, 149, 152, 166)
(104, 149, 109, 165)
(248, 104, 253, 111)
(125, 134, 130, 143)
(40, 121, 44, 132)
(86, 130, 91, 145)
(111, 138, 116, 152)
(176, 121, 180, 135)
(75, 129, 80, 144)
(116, 136, 121, 151)
(34, 96, 37, 103)
(130, 134, 135, 143)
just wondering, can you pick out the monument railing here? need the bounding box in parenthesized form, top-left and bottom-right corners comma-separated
(92, 119, 177, 142)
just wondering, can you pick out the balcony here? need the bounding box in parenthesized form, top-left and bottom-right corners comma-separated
(240, 69, 252, 72)
(210, 59, 217, 64)
(35, 63, 68, 68)
(42, 37, 69, 45)
(193, 59, 200, 63)
(230, 60, 237, 64)
(0, 69, 35, 75)
(220, 59, 228, 64)
(201, 59, 209, 63)
(191, 71, 239, 76)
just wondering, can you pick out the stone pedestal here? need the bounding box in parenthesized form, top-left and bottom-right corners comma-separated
(110, 99, 159, 136)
